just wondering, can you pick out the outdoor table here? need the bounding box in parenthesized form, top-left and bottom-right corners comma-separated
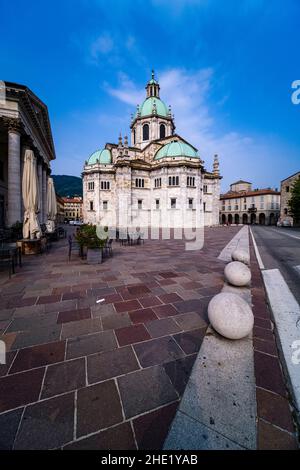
(17, 238, 45, 255)
(129, 232, 144, 245)
(128, 232, 138, 245)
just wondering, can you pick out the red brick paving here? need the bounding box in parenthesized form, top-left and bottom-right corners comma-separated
(153, 303, 179, 318)
(114, 299, 142, 313)
(0, 368, 45, 413)
(257, 419, 298, 450)
(129, 307, 158, 324)
(57, 307, 91, 324)
(115, 324, 151, 346)
(249, 237, 298, 450)
(133, 401, 178, 450)
(9, 341, 65, 374)
(76, 380, 123, 437)
(37, 295, 61, 305)
(64, 422, 136, 450)
(139, 295, 162, 308)
(2, 226, 293, 449)
(158, 292, 182, 303)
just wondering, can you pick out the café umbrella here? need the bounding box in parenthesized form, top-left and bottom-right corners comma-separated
(22, 149, 41, 239)
(46, 177, 57, 233)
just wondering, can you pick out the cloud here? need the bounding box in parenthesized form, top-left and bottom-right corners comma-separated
(103, 67, 290, 190)
(86, 32, 146, 68)
(105, 72, 144, 106)
(90, 33, 114, 59)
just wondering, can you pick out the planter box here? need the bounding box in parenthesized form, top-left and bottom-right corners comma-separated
(87, 248, 102, 264)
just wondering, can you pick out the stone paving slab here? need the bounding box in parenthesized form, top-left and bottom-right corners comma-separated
(164, 328, 257, 449)
(166, 411, 244, 450)
(0, 226, 245, 449)
(165, 226, 299, 450)
(249, 240, 299, 449)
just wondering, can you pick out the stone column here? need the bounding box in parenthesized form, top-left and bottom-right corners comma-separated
(42, 166, 47, 224)
(37, 159, 43, 222)
(7, 120, 22, 226)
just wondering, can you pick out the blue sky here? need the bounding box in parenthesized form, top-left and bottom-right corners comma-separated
(1, 0, 299, 190)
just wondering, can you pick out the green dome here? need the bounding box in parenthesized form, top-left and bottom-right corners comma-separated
(88, 148, 111, 165)
(155, 141, 199, 160)
(137, 97, 168, 118)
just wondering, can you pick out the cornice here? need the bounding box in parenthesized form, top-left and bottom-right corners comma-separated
(130, 114, 174, 129)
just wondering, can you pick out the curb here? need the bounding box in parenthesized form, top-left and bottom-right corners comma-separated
(250, 228, 300, 435)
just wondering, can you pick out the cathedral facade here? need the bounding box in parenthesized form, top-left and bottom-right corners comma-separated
(82, 72, 221, 233)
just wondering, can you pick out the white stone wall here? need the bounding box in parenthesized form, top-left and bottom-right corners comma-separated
(83, 161, 221, 230)
(202, 177, 220, 226)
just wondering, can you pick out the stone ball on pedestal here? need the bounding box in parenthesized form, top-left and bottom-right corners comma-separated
(224, 261, 251, 287)
(208, 292, 254, 340)
(231, 249, 250, 266)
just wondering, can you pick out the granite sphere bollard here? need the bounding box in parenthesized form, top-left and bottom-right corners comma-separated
(208, 292, 254, 340)
(224, 261, 251, 287)
(231, 249, 250, 266)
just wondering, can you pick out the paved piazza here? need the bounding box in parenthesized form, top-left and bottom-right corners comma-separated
(0, 227, 298, 449)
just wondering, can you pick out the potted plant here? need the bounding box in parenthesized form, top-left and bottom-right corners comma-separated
(75, 224, 106, 264)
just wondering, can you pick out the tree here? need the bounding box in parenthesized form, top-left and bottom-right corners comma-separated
(288, 177, 300, 225)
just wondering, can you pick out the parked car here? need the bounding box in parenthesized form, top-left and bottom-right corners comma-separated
(277, 218, 292, 227)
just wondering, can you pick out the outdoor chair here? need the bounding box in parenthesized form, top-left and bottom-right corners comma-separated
(0, 249, 15, 278)
(6, 243, 22, 267)
(137, 233, 145, 245)
(103, 239, 113, 258)
(40, 236, 51, 254)
(0, 228, 13, 243)
(44, 232, 53, 250)
(57, 226, 67, 239)
(40, 224, 47, 236)
(68, 235, 82, 260)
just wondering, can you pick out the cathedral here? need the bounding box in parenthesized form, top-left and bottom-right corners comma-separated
(82, 72, 221, 233)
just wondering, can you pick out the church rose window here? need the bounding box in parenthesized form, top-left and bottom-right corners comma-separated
(143, 124, 149, 141)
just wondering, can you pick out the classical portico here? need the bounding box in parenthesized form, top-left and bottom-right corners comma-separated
(0, 82, 56, 228)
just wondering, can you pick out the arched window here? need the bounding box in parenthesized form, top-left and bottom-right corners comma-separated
(143, 124, 149, 141)
(133, 129, 136, 145)
(159, 124, 166, 139)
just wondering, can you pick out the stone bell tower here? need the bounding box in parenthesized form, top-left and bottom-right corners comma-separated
(130, 71, 175, 149)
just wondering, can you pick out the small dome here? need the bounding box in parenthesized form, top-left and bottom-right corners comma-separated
(137, 97, 168, 118)
(88, 148, 112, 165)
(155, 141, 199, 160)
